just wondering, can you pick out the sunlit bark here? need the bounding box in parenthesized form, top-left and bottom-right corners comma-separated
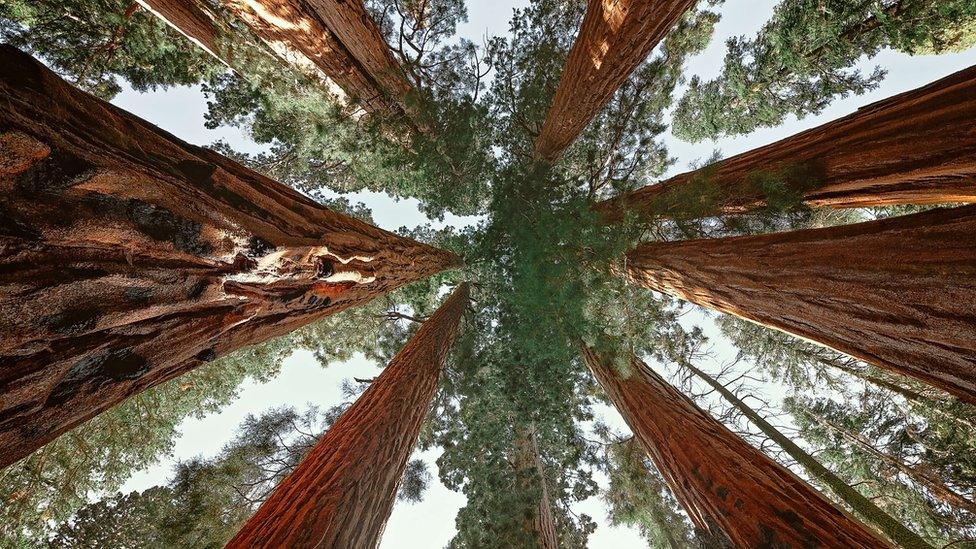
(535, 0, 697, 162)
(0, 46, 458, 469)
(227, 284, 468, 548)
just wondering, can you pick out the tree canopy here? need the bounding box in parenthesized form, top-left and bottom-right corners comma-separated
(2, 0, 976, 547)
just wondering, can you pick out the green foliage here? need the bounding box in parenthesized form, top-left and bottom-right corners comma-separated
(601, 438, 699, 548)
(673, 0, 976, 142)
(0, 0, 219, 99)
(6, 0, 976, 547)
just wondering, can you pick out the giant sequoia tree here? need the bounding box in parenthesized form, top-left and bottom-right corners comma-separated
(3, 0, 976, 546)
(0, 45, 457, 469)
(623, 205, 976, 402)
(227, 284, 467, 547)
(581, 346, 888, 546)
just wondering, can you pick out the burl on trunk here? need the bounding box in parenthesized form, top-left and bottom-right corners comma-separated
(598, 65, 976, 221)
(535, 0, 697, 162)
(227, 284, 468, 548)
(581, 347, 888, 547)
(623, 205, 976, 403)
(0, 46, 458, 469)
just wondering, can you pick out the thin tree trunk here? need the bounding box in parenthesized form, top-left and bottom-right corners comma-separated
(681, 360, 932, 548)
(580, 347, 888, 547)
(514, 425, 560, 549)
(801, 407, 976, 517)
(804, 349, 976, 431)
(597, 66, 976, 221)
(534, 0, 697, 162)
(226, 283, 468, 548)
(0, 46, 458, 469)
(623, 205, 976, 403)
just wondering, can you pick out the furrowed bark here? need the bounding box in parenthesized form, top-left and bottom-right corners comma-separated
(226, 284, 468, 548)
(0, 46, 458, 469)
(598, 65, 976, 221)
(309, 0, 417, 112)
(534, 0, 697, 162)
(514, 426, 560, 549)
(581, 347, 889, 547)
(219, 0, 404, 115)
(682, 361, 933, 549)
(138, 0, 401, 115)
(622, 205, 976, 403)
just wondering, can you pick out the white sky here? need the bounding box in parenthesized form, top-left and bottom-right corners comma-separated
(106, 1, 976, 547)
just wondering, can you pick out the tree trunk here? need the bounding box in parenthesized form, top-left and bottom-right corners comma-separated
(623, 205, 976, 403)
(225, 0, 411, 116)
(0, 46, 458, 469)
(135, 0, 223, 62)
(514, 425, 560, 549)
(534, 0, 697, 162)
(681, 361, 932, 548)
(597, 66, 976, 221)
(801, 406, 976, 517)
(139, 0, 403, 115)
(226, 283, 468, 548)
(580, 347, 889, 547)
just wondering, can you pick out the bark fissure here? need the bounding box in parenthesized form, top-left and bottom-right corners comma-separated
(534, 0, 697, 162)
(682, 360, 932, 548)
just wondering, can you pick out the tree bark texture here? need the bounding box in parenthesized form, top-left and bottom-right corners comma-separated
(514, 426, 560, 549)
(598, 65, 976, 221)
(623, 205, 976, 403)
(221, 0, 407, 115)
(534, 0, 697, 163)
(139, 0, 403, 115)
(226, 283, 468, 548)
(682, 361, 931, 549)
(0, 46, 458, 469)
(136, 0, 223, 62)
(581, 347, 889, 548)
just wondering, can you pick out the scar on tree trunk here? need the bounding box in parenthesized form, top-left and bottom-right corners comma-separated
(622, 205, 976, 403)
(597, 64, 976, 221)
(227, 284, 468, 548)
(0, 46, 458, 469)
(581, 347, 889, 548)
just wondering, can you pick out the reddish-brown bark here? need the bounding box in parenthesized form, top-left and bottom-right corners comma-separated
(220, 0, 405, 115)
(581, 347, 889, 547)
(623, 205, 976, 403)
(136, 0, 223, 62)
(138, 0, 404, 115)
(226, 283, 468, 548)
(0, 46, 458, 469)
(598, 65, 976, 221)
(534, 0, 697, 162)
(514, 426, 560, 549)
